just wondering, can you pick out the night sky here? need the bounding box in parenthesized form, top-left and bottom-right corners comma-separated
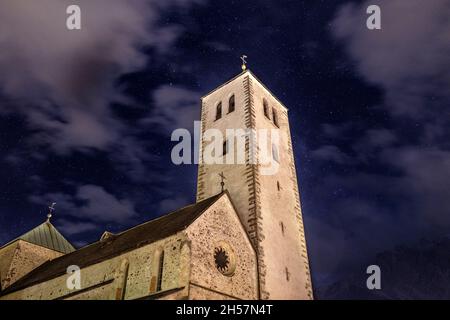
(1, 0, 450, 299)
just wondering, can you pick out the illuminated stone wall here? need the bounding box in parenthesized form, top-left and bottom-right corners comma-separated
(198, 70, 313, 299)
(186, 194, 258, 300)
(1, 194, 258, 300)
(0, 240, 62, 291)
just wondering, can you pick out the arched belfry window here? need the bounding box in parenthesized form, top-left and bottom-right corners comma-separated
(272, 108, 279, 127)
(263, 99, 270, 119)
(228, 95, 235, 113)
(215, 102, 222, 120)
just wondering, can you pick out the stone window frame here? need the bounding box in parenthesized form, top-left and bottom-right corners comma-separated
(272, 107, 279, 127)
(213, 241, 237, 277)
(215, 102, 222, 121)
(156, 249, 165, 292)
(263, 98, 270, 119)
(228, 94, 235, 113)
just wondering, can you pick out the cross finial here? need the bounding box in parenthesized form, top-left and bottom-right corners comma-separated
(240, 55, 248, 71)
(47, 202, 56, 222)
(218, 172, 226, 193)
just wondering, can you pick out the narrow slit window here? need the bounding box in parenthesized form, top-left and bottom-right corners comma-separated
(156, 250, 165, 291)
(272, 143, 279, 163)
(272, 108, 279, 127)
(228, 95, 235, 113)
(223, 140, 228, 156)
(285, 267, 290, 281)
(263, 99, 270, 119)
(280, 221, 285, 236)
(277, 181, 281, 191)
(215, 102, 222, 120)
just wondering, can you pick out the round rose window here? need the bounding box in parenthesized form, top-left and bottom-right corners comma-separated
(213, 241, 236, 276)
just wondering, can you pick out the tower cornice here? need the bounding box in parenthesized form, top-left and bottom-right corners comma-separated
(201, 69, 288, 112)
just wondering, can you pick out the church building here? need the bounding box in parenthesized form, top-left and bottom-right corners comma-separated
(0, 67, 313, 300)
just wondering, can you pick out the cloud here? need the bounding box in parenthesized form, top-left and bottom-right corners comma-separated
(142, 84, 201, 133)
(321, 123, 352, 139)
(364, 129, 396, 147)
(0, 0, 207, 207)
(0, 0, 147, 153)
(72, 240, 89, 248)
(305, 169, 417, 278)
(380, 147, 450, 229)
(331, 0, 450, 118)
(204, 41, 232, 52)
(307, 149, 450, 279)
(56, 219, 98, 236)
(351, 128, 397, 161)
(30, 184, 138, 223)
(0, 0, 184, 105)
(158, 195, 190, 213)
(312, 1, 450, 281)
(0, 0, 202, 155)
(311, 145, 353, 164)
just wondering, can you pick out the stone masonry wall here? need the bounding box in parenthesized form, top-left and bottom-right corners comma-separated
(1, 234, 190, 300)
(0, 240, 62, 290)
(186, 194, 258, 300)
(250, 72, 313, 299)
(197, 70, 313, 300)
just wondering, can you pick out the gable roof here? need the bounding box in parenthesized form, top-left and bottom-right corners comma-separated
(2, 193, 224, 295)
(1, 221, 75, 254)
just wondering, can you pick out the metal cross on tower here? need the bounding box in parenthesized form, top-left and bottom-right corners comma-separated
(218, 172, 226, 193)
(240, 55, 248, 71)
(47, 202, 56, 222)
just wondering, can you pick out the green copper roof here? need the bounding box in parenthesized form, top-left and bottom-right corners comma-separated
(3, 221, 75, 254)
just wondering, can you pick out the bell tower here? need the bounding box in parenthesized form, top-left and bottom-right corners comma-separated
(196, 68, 313, 300)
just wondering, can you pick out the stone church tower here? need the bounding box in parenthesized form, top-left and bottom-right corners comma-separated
(0, 66, 313, 301)
(196, 67, 313, 299)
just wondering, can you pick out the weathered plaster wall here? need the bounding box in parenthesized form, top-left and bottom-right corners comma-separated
(0, 240, 62, 290)
(186, 194, 258, 300)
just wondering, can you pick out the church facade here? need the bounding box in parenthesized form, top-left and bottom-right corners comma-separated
(0, 69, 313, 300)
